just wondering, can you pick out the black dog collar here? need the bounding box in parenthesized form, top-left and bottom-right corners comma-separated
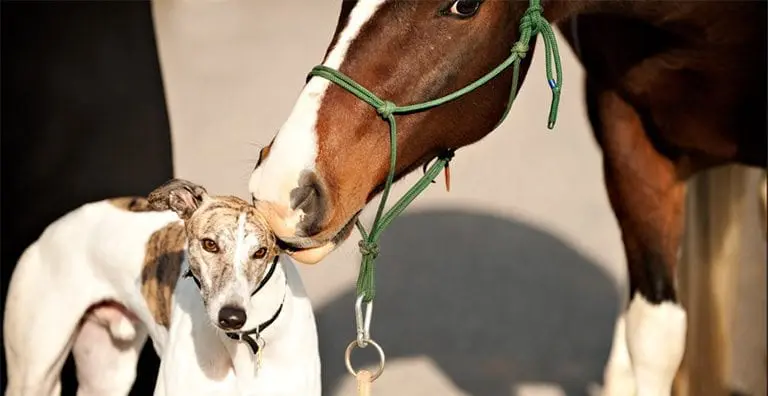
(224, 301, 284, 354)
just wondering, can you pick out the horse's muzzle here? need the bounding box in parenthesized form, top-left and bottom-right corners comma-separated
(254, 200, 356, 264)
(277, 211, 359, 264)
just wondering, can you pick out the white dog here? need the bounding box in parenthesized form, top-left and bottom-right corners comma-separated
(3, 179, 321, 396)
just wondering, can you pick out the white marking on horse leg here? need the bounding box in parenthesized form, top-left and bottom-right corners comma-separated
(248, 0, 388, 211)
(625, 293, 687, 396)
(602, 314, 636, 396)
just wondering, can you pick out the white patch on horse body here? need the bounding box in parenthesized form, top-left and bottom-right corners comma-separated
(249, 0, 388, 215)
(625, 292, 687, 396)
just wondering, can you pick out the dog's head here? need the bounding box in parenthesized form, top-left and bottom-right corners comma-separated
(148, 178, 280, 332)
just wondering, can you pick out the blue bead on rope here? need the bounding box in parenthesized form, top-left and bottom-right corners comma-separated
(548, 79, 557, 89)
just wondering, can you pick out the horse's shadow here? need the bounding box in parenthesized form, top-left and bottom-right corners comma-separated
(315, 209, 621, 396)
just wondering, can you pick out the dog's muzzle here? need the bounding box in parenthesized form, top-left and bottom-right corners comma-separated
(184, 256, 285, 355)
(224, 302, 283, 354)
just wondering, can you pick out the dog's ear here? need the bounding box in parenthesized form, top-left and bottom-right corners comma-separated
(147, 179, 209, 220)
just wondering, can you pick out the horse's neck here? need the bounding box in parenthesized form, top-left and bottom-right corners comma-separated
(540, 0, 685, 26)
(550, 0, 757, 35)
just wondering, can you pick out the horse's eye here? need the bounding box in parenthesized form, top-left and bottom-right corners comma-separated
(446, 0, 484, 18)
(252, 247, 268, 260)
(254, 141, 273, 170)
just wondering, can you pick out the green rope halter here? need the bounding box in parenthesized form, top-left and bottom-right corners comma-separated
(306, 0, 562, 303)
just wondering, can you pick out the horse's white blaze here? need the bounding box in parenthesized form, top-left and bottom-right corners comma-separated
(248, 0, 388, 217)
(625, 292, 687, 396)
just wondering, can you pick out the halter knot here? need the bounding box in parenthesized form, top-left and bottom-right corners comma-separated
(358, 240, 380, 258)
(439, 149, 456, 162)
(519, 5, 544, 33)
(511, 42, 529, 59)
(376, 101, 396, 119)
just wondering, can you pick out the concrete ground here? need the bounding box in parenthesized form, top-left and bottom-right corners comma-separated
(152, 1, 628, 395)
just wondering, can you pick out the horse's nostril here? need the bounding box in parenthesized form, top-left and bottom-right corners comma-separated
(290, 170, 328, 237)
(291, 184, 319, 212)
(218, 305, 247, 330)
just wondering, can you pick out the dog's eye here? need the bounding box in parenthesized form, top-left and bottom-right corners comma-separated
(252, 247, 268, 260)
(201, 238, 220, 253)
(443, 0, 484, 18)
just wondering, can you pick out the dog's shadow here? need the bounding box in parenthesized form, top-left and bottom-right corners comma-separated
(315, 209, 621, 396)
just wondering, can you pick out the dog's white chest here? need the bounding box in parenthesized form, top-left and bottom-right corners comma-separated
(156, 263, 320, 396)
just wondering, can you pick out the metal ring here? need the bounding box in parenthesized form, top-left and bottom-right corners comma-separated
(344, 338, 386, 381)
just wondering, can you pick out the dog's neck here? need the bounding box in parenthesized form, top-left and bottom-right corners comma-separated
(217, 256, 293, 383)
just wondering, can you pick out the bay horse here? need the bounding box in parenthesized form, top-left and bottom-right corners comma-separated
(249, 0, 766, 394)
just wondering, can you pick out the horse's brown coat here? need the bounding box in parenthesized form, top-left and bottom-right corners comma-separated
(309, 1, 528, 242)
(262, 1, 765, 289)
(308, 1, 764, 244)
(557, 1, 764, 302)
(251, 0, 765, 391)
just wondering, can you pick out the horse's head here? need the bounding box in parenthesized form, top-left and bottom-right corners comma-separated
(250, 0, 551, 263)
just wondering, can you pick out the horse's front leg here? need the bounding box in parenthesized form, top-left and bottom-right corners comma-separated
(586, 81, 688, 396)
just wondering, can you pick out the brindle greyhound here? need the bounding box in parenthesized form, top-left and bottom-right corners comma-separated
(4, 179, 321, 396)
(248, 1, 765, 395)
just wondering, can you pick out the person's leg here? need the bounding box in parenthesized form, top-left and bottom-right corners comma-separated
(1, 1, 173, 393)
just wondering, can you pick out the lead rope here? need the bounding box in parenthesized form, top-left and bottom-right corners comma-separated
(356, 370, 373, 396)
(307, 0, 562, 390)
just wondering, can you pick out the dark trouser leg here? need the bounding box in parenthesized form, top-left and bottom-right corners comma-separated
(1, 2, 173, 394)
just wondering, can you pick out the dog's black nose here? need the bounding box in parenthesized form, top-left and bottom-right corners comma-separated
(218, 305, 247, 330)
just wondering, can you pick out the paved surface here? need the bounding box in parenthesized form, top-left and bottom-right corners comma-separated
(152, 1, 627, 395)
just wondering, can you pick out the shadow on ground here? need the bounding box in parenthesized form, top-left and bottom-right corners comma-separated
(316, 209, 621, 396)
